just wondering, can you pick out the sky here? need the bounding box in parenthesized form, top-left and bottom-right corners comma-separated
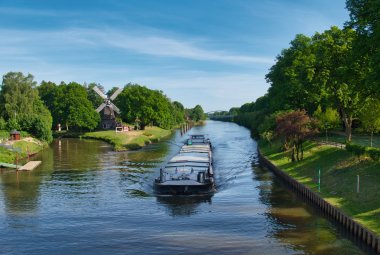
(0, 0, 349, 112)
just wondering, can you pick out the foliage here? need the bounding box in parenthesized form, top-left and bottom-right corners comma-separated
(311, 27, 368, 142)
(359, 98, 380, 147)
(313, 106, 340, 141)
(346, 0, 380, 92)
(367, 147, 380, 161)
(266, 34, 319, 114)
(275, 110, 317, 162)
(260, 131, 274, 147)
(116, 83, 183, 130)
(188, 105, 205, 122)
(346, 143, 366, 159)
(345, 142, 380, 161)
(86, 83, 105, 109)
(0, 72, 53, 142)
(171, 101, 185, 125)
(0, 118, 6, 130)
(42, 82, 100, 131)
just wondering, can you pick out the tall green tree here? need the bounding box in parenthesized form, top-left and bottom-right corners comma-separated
(189, 105, 205, 122)
(359, 98, 380, 147)
(0, 72, 53, 142)
(171, 101, 185, 125)
(266, 34, 320, 113)
(54, 82, 100, 131)
(116, 83, 175, 130)
(38, 81, 58, 113)
(312, 26, 367, 142)
(346, 0, 380, 92)
(313, 106, 340, 142)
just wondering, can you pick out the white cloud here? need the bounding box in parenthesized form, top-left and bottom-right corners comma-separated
(0, 28, 274, 65)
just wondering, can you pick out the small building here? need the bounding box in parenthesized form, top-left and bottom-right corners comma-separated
(10, 130, 21, 141)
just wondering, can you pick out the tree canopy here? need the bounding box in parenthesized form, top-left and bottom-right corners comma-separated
(0, 72, 53, 142)
(116, 83, 185, 130)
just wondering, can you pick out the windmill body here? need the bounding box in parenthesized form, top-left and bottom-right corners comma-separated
(93, 86, 123, 129)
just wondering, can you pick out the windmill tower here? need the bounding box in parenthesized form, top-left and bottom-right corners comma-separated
(93, 86, 123, 129)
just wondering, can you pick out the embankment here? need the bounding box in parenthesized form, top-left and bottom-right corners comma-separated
(259, 141, 380, 253)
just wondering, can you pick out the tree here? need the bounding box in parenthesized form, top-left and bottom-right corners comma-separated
(276, 110, 317, 162)
(54, 82, 100, 131)
(359, 98, 380, 147)
(0, 72, 53, 142)
(189, 105, 205, 122)
(313, 106, 340, 142)
(346, 0, 380, 92)
(266, 34, 320, 114)
(311, 26, 368, 142)
(171, 101, 185, 125)
(38, 81, 57, 112)
(116, 83, 176, 130)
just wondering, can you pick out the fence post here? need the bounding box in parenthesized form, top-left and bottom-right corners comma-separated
(357, 175, 360, 193)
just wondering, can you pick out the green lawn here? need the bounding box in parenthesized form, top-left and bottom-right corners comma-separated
(260, 140, 380, 236)
(0, 138, 45, 164)
(83, 126, 172, 151)
(316, 132, 380, 148)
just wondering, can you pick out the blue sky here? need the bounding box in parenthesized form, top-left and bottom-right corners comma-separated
(0, 0, 348, 112)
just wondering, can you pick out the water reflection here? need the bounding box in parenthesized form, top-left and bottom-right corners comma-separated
(253, 165, 375, 255)
(156, 195, 213, 216)
(0, 121, 373, 255)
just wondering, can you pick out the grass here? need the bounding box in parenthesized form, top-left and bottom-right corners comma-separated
(260, 140, 380, 236)
(0, 137, 46, 164)
(316, 132, 380, 148)
(82, 126, 172, 151)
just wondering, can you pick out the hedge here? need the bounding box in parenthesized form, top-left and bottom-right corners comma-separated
(346, 143, 380, 161)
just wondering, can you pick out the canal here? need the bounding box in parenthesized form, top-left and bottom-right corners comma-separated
(0, 121, 374, 254)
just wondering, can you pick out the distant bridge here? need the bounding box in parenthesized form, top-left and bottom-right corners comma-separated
(206, 111, 236, 121)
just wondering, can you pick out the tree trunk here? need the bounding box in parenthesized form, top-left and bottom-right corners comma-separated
(295, 142, 300, 161)
(342, 113, 353, 142)
(291, 145, 296, 162)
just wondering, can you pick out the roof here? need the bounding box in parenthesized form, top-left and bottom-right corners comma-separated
(10, 130, 20, 135)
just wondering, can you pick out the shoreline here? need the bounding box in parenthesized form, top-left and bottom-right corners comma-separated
(0, 137, 46, 165)
(81, 126, 173, 151)
(258, 141, 380, 253)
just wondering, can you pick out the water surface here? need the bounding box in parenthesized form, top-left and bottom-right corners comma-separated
(0, 121, 374, 254)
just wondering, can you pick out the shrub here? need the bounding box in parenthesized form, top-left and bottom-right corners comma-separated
(346, 143, 366, 158)
(367, 148, 380, 161)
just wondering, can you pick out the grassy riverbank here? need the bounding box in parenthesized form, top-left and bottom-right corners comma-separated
(0, 131, 46, 164)
(260, 141, 380, 236)
(82, 126, 172, 151)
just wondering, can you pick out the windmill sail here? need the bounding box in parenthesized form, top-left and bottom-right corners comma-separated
(110, 88, 123, 100)
(93, 86, 107, 99)
(96, 103, 106, 113)
(111, 102, 120, 114)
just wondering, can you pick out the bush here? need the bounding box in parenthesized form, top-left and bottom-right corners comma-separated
(367, 148, 380, 161)
(346, 143, 366, 158)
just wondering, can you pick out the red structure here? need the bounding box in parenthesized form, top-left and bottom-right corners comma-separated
(10, 130, 21, 141)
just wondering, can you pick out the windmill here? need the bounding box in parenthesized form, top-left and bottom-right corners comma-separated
(93, 86, 123, 129)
